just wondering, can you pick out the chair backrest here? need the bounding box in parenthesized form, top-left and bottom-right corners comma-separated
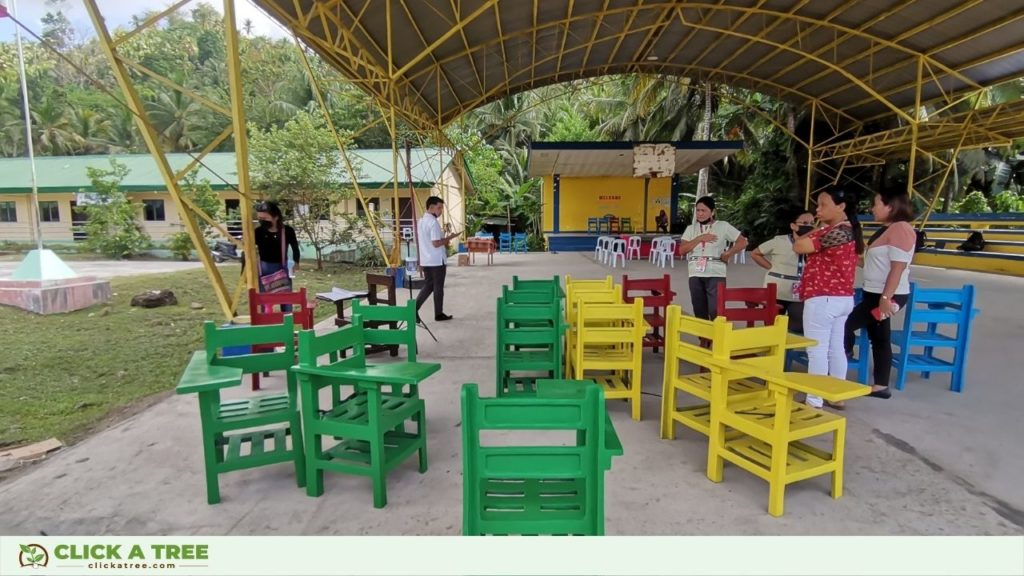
(565, 275, 613, 291)
(575, 299, 645, 347)
(512, 275, 562, 295)
(898, 283, 977, 347)
(497, 297, 564, 350)
(622, 274, 675, 308)
(351, 299, 418, 360)
(716, 284, 779, 327)
(461, 380, 610, 536)
(204, 315, 295, 374)
(566, 285, 622, 326)
(248, 288, 314, 330)
(500, 232, 511, 240)
(297, 318, 367, 370)
(627, 235, 642, 249)
(610, 239, 626, 253)
(502, 285, 557, 304)
(664, 305, 788, 376)
(366, 272, 397, 306)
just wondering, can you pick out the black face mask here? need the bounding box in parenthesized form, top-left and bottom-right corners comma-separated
(259, 220, 271, 229)
(796, 224, 814, 236)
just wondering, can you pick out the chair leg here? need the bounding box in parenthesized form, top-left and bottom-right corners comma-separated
(660, 381, 675, 439)
(706, 418, 725, 483)
(831, 422, 846, 500)
(201, 432, 221, 505)
(417, 406, 429, 473)
(251, 372, 260, 391)
(371, 432, 388, 509)
(290, 413, 306, 489)
(767, 443, 788, 517)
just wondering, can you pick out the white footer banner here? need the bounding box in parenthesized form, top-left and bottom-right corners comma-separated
(2, 536, 1022, 575)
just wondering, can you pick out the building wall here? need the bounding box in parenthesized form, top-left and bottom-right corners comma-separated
(542, 175, 671, 233)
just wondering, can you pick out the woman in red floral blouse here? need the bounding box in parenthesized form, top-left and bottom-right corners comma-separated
(793, 187, 864, 409)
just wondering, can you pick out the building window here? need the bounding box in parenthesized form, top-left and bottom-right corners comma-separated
(143, 199, 165, 221)
(356, 198, 379, 218)
(0, 202, 15, 223)
(39, 201, 60, 222)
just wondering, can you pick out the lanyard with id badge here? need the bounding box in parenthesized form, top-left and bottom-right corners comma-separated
(693, 222, 713, 273)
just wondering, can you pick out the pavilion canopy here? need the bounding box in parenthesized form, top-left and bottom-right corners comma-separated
(254, 0, 1024, 129)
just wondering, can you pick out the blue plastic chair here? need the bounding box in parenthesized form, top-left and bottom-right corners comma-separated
(513, 232, 528, 253)
(891, 283, 978, 393)
(784, 289, 869, 383)
(499, 232, 512, 253)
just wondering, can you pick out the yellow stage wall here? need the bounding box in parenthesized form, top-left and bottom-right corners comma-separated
(542, 176, 671, 233)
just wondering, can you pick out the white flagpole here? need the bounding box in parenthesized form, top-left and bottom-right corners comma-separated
(12, 0, 44, 252)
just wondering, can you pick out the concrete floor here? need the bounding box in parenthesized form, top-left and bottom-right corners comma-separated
(1, 252, 1021, 535)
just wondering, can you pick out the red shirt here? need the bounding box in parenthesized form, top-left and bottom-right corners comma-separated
(799, 222, 858, 300)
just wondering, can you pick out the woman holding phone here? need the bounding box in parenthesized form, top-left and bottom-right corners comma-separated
(844, 192, 916, 399)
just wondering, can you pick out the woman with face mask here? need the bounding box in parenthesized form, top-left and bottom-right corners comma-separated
(678, 196, 748, 320)
(844, 192, 916, 399)
(751, 210, 816, 333)
(254, 201, 301, 300)
(793, 187, 864, 410)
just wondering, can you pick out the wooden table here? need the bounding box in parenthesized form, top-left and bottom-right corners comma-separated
(466, 238, 495, 265)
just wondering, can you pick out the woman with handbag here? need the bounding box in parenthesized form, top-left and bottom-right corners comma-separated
(255, 201, 301, 307)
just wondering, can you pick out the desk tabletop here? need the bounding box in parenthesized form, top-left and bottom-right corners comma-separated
(316, 288, 369, 303)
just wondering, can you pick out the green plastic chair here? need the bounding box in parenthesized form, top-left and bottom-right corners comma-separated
(496, 296, 564, 396)
(293, 317, 440, 507)
(512, 275, 565, 299)
(175, 315, 305, 505)
(461, 380, 623, 535)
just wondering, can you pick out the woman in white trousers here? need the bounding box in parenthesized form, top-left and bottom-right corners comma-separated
(793, 188, 864, 409)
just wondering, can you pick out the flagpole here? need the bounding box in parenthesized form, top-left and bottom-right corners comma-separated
(11, 0, 43, 252)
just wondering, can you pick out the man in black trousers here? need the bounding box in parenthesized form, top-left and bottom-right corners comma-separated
(415, 196, 459, 322)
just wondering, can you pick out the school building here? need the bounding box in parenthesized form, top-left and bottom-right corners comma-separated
(0, 149, 470, 248)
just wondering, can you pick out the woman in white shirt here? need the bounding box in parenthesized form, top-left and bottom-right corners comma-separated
(679, 196, 748, 320)
(844, 192, 916, 399)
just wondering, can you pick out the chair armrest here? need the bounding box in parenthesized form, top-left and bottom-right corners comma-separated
(702, 356, 869, 403)
(315, 361, 442, 385)
(176, 351, 243, 395)
(603, 413, 624, 466)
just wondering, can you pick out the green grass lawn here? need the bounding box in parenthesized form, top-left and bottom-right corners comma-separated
(0, 263, 368, 449)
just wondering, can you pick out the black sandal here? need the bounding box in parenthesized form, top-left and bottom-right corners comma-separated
(868, 387, 892, 399)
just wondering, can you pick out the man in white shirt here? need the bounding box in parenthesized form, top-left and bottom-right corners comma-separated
(415, 196, 459, 322)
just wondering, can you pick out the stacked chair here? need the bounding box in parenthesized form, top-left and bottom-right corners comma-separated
(565, 276, 646, 421)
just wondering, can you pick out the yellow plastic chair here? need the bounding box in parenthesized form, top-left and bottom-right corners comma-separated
(660, 305, 780, 439)
(564, 287, 622, 375)
(571, 298, 646, 420)
(699, 317, 868, 516)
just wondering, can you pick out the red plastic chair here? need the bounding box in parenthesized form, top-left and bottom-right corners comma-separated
(716, 284, 778, 328)
(247, 288, 315, 390)
(622, 274, 676, 353)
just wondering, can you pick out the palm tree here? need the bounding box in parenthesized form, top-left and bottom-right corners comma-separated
(30, 97, 79, 155)
(68, 108, 111, 155)
(147, 86, 200, 151)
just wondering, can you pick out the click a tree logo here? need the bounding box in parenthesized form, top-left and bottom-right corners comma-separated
(18, 544, 49, 568)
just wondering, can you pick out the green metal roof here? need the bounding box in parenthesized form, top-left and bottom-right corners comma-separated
(0, 149, 456, 194)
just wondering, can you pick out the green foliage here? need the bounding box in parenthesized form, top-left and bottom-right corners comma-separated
(250, 110, 355, 269)
(955, 190, 992, 214)
(336, 213, 387, 267)
(991, 190, 1024, 212)
(168, 172, 223, 260)
(78, 159, 151, 258)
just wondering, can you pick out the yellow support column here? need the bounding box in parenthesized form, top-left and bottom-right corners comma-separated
(804, 101, 817, 209)
(223, 0, 258, 293)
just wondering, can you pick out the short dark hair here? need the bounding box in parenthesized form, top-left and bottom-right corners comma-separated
(426, 196, 444, 209)
(877, 192, 915, 223)
(695, 196, 716, 211)
(791, 209, 813, 223)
